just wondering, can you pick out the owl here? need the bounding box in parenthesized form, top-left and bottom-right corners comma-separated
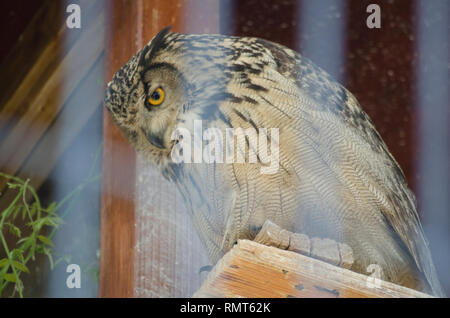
(104, 27, 444, 296)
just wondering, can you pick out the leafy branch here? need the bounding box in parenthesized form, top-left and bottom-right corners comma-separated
(0, 145, 101, 297)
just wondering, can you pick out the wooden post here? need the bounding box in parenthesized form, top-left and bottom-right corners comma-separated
(100, 0, 139, 298)
(133, 0, 219, 298)
(100, 0, 219, 298)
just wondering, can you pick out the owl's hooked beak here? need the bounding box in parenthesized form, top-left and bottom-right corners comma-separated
(141, 127, 165, 149)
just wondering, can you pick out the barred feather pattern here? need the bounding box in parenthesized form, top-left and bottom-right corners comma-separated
(104, 28, 444, 296)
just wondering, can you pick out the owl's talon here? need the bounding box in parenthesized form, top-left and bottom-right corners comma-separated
(310, 237, 341, 266)
(337, 242, 354, 269)
(254, 220, 354, 269)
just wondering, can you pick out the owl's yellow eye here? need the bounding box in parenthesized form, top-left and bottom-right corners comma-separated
(148, 87, 165, 106)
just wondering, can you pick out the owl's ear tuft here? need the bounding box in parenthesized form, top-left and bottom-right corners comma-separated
(139, 26, 172, 67)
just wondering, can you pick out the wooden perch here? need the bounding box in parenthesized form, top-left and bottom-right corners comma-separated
(193, 239, 432, 298)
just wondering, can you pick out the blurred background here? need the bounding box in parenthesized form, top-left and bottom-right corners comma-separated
(0, 0, 448, 297)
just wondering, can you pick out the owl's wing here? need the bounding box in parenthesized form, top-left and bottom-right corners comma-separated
(256, 39, 444, 296)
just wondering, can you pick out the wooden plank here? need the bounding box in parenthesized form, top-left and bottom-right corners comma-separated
(0, 0, 99, 140)
(100, 0, 140, 298)
(0, 7, 105, 196)
(194, 240, 433, 298)
(0, 0, 63, 112)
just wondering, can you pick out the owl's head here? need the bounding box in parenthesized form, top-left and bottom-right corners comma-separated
(105, 27, 279, 168)
(104, 27, 187, 165)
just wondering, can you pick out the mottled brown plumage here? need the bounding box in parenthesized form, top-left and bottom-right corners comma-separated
(104, 27, 444, 296)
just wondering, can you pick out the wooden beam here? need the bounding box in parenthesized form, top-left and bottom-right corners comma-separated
(0, 3, 105, 197)
(194, 240, 433, 298)
(100, 0, 140, 298)
(0, 0, 99, 140)
(0, 0, 63, 113)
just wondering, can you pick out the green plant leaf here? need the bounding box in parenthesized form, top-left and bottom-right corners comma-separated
(12, 261, 29, 274)
(0, 259, 9, 269)
(23, 237, 37, 261)
(21, 205, 27, 220)
(6, 223, 21, 238)
(6, 182, 20, 190)
(37, 235, 53, 246)
(12, 205, 22, 220)
(1, 162, 101, 297)
(25, 248, 35, 262)
(17, 237, 29, 245)
(11, 249, 24, 263)
(46, 202, 56, 214)
(29, 203, 37, 218)
(44, 216, 62, 228)
(3, 274, 17, 283)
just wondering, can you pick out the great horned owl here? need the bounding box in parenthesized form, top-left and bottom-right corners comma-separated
(104, 27, 444, 296)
